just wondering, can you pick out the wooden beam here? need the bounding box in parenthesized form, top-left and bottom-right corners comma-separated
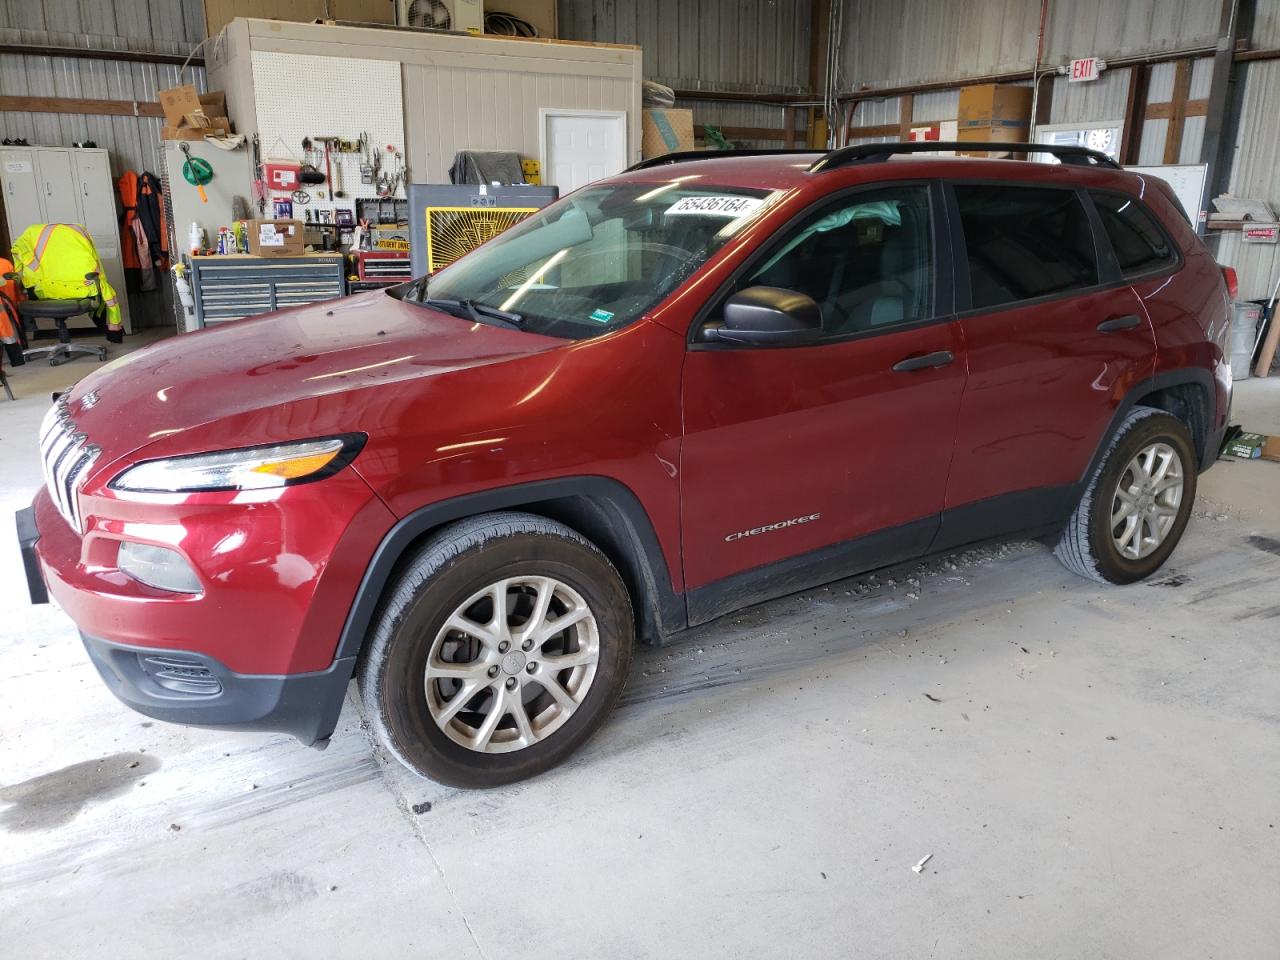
(847, 123, 901, 138)
(1163, 58, 1193, 164)
(784, 105, 798, 149)
(1145, 98, 1208, 120)
(898, 94, 914, 141)
(674, 88, 815, 106)
(0, 95, 164, 118)
(1119, 64, 1149, 165)
(0, 42, 202, 67)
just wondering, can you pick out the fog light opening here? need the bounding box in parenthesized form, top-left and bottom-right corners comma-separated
(117, 541, 202, 595)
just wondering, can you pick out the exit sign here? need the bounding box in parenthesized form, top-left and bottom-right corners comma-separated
(1069, 57, 1101, 82)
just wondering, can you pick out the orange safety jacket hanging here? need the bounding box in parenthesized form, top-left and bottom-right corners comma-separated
(11, 223, 123, 332)
(118, 170, 142, 270)
(0, 256, 19, 344)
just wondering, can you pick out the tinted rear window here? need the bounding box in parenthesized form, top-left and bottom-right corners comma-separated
(1090, 191, 1179, 278)
(954, 185, 1099, 310)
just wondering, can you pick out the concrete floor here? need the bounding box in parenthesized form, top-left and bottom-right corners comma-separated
(2, 335, 1278, 959)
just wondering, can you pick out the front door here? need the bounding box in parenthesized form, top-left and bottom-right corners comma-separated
(939, 182, 1158, 546)
(679, 183, 967, 621)
(540, 110, 627, 193)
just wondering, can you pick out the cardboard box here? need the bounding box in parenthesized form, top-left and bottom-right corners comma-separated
(245, 219, 305, 258)
(642, 108, 695, 159)
(957, 122, 1031, 157)
(1224, 431, 1280, 461)
(958, 83, 1033, 128)
(159, 85, 232, 140)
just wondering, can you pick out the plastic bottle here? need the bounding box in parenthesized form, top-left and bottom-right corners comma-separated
(188, 222, 204, 256)
(173, 263, 195, 310)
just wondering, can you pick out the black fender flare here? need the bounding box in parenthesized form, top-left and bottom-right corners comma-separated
(332, 476, 686, 663)
(1081, 368, 1220, 485)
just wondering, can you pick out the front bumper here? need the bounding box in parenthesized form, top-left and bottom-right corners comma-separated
(80, 632, 355, 746)
(16, 506, 48, 604)
(18, 495, 365, 746)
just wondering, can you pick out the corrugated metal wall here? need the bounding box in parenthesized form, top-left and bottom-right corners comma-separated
(0, 0, 204, 42)
(832, 0, 1280, 301)
(840, 0, 1219, 88)
(838, 0, 1223, 158)
(557, 0, 812, 146)
(0, 46, 206, 177)
(1216, 60, 1280, 300)
(0, 0, 207, 177)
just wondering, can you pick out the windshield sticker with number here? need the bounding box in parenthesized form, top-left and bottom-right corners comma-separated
(665, 196, 764, 218)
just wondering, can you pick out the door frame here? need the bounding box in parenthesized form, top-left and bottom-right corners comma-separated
(537, 108, 629, 192)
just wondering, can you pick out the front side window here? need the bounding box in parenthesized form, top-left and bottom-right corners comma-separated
(398, 182, 776, 339)
(1090, 191, 1179, 278)
(742, 185, 934, 338)
(954, 184, 1099, 310)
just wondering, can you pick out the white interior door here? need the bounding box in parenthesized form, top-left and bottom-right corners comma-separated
(35, 149, 81, 225)
(540, 109, 627, 194)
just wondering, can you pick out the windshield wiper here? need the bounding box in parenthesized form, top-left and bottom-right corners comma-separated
(422, 297, 524, 330)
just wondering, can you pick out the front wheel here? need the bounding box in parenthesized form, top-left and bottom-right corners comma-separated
(357, 512, 634, 787)
(1055, 407, 1197, 584)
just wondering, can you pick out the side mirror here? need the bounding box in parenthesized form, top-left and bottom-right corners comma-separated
(703, 286, 823, 345)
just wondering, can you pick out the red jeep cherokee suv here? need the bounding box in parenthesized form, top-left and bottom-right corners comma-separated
(19, 143, 1233, 787)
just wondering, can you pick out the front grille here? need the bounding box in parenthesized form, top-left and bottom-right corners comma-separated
(38, 395, 100, 534)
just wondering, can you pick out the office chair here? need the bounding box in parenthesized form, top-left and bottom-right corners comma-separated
(2, 269, 109, 367)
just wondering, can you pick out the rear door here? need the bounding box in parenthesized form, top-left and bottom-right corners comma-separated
(679, 182, 967, 619)
(939, 182, 1156, 547)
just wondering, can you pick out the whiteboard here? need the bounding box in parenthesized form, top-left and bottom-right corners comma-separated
(1125, 164, 1208, 227)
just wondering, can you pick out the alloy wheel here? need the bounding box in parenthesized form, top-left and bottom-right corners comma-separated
(424, 576, 600, 753)
(1110, 441, 1184, 561)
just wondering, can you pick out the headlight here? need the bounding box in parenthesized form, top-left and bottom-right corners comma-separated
(110, 434, 366, 493)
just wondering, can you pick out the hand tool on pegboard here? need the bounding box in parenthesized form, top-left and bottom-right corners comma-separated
(313, 136, 338, 201)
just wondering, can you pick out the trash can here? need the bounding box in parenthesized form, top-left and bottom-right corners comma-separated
(1229, 301, 1262, 380)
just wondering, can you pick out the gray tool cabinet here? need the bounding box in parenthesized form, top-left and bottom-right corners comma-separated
(189, 255, 345, 328)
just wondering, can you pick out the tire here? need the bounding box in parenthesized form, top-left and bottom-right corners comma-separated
(357, 512, 634, 787)
(1055, 406, 1198, 584)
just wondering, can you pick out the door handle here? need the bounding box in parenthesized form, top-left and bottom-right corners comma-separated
(892, 350, 954, 373)
(1097, 314, 1142, 332)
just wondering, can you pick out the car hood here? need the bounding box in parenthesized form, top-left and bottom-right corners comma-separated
(62, 290, 564, 464)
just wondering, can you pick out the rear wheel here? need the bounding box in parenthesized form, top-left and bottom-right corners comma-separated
(357, 512, 634, 787)
(1055, 407, 1197, 584)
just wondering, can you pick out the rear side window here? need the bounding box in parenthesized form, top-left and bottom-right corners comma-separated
(1090, 191, 1178, 278)
(954, 185, 1099, 309)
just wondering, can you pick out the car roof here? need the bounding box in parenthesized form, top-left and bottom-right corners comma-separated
(615, 150, 1148, 196)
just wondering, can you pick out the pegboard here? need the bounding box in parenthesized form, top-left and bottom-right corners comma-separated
(250, 50, 406, 224)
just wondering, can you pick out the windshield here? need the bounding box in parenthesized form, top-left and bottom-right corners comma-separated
(399, 181, 776, 339)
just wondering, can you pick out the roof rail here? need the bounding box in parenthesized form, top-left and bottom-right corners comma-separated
(627, 148, 824, 171)
(808, 141, 1121, 172)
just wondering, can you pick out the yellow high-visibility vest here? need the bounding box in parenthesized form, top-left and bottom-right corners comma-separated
(11, 223, 122, 332)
